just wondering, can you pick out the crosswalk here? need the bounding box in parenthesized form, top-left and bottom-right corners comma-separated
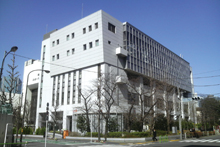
(180, 139, 220, 143)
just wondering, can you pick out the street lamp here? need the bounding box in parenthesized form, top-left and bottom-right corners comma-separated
(0, 46, 18, 85)
(20, 69, 50, 143)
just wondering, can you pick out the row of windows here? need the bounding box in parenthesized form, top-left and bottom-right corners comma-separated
(51, 22, 99, 47)
(124, 24, 191, 91)
(83, 39, 99, 50)
(51, 39, 99, 61)
(66, 33, 75, 41)
(51, 71, 82, 106)
(83, 22, 98, 34)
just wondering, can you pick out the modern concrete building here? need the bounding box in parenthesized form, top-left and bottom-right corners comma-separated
(22, 10, 195, 132)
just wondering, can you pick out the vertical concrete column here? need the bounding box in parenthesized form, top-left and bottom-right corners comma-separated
(139, 76, 144, 113)
(163, 86, 167, 117)
(173, 89, 177, 120)
(188, 101, 191, 121)
(35, 113, 39, 131)
(62, 110, 66, 130)
(181, 92, 184, 119)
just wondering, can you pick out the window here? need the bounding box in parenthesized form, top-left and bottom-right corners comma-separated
(72, 33, 75, 38)
(83, 28, 86, 34)
(108, 41, 111, 44)
(108, 23, 116, 33)
(95, 39, 99, 46)
(43, 45, 46, 51)
(72, 48, 75, 54)
(61, 92, 64, 105)
(89, 25, 92, 32)
(56, 94, 59, 106)
(57, 39, 59, 45)
(89, 42, 93, 48)
(57, 54, 59, 59)
(67, 50, 70, 56)
(83, 44, 87, 50)
(95, 22, 98, 29)
(66, 35, 69, 41)
(52, 41, 55, 47)
(52, 55, 55, 61)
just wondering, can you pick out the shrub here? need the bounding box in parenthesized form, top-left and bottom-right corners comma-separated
(69, 132, 81, 136)
(35, 127, 45, 135)
(108, 132, 122, 138)
(156, 130, 167, 136)
(40, 127, 45, 135)
(13, 127, 16, 134)
(35, 127, 40, 135)
(120, 132, 151, 138)
(84, 132, 103, 137)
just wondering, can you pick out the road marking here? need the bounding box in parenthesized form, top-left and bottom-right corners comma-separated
(180, 139, 220, 143)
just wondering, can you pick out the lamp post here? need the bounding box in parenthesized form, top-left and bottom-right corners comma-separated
(0, 46, 18, 86)
(20, 69, 50, 143)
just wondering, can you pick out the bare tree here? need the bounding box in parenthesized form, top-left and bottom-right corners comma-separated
(125, 75, 158, 132)
(0, 91, 7, 104)
(13, 101, 22, 143)
(0, 53, 22, 142)
(24, 100, 31, 125)
(50, 98, 62, 139)
(101, 73, 117, 141)
(4, 53, 20, 105)
(156, 82, 175, 132)
(78, 86, 95, 132)
(92, 72, 118, 141)
(119, 97, 136, 133)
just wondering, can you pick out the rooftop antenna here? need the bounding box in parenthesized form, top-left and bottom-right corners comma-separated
(82, 3, 83, 18)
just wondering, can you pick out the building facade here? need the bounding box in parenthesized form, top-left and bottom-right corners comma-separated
(22, 10, 194, 132)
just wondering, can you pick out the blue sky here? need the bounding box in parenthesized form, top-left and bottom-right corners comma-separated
(0, 0, 219, 97)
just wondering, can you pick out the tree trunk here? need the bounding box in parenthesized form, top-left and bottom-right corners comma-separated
(127, 117, 131, 133)
(104, 118, 108, 141)
(98, 111, 100, 142)
(86, 112, 90, 132)
(53, 122, 56, 139)
(16, 125, 19, 143)
(167, 110, 170, 133)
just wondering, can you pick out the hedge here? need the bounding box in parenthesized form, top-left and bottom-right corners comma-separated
(13, 127, 33, 135)
(35, 127, 45, 135)
(84, 131, 168, 138)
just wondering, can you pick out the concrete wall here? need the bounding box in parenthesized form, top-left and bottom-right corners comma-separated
(0, 113, 13, 146)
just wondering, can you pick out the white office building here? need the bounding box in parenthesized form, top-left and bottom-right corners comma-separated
(22, 10, 195, 132)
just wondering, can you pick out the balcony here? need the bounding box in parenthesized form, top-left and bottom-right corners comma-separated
(116, 47, 127, 57)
